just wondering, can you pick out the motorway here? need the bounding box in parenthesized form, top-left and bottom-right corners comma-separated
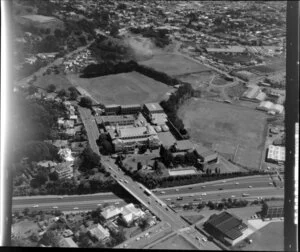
(12, 175, 283, 211)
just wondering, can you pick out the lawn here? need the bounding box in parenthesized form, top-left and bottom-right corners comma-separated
(150, 233, 199, 250)
(181, 214, 204, 225)
(67, 71, 172, 105)
(177, 71, 215, 89)
(34, 73, 73, 91)
(139, 54, 211, 76)
(238, 221, 284, 251)
(225, 83, 248, 98)
(177, 99, 268, 169)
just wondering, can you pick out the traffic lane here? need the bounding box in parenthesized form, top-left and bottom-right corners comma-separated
(13, 193, 118, 206)
(13, 199, 127, 212)
(155, 180, 275, 196)
(153, 175, 271, 192)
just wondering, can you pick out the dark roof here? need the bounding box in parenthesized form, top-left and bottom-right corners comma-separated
(205, 211, 246, 240)
(194, 144, 217, 158)
(266, 200, 284, 208)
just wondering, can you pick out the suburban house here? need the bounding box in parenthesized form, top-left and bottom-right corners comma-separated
(101, 206, 123, 221)
(88, 223, 110, 242)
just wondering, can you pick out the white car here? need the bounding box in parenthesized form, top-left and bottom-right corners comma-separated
(73, 207, 79, 210)
(231, 195, 236, 198)
(166, 198, 171, 201)
(52, 206, 58, 209)
(161, 191, 166, 194)
(124, 180, 128, 184)
(201, 186, 206, 188)
(248, 185, 253, 188)
(222, 180, 226, 183)
(33, 205, 39, 208)
(97, 203, 102, 206)
(175, 189, 179, 192)
(235, 182, 239, 185)
(201, 193, 207, 196)
(115, 202, 120, 205)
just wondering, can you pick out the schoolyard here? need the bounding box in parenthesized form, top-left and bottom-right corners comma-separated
(67, 71, 173, 105)
(177, 99, 268, 169)
(139, 53, 211, 76)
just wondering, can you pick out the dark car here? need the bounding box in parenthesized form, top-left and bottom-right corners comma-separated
(219, 188, 223, 190)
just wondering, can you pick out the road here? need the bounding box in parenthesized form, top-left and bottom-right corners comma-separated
(78, 107, 100, 155)
(12, 175, 283, 211)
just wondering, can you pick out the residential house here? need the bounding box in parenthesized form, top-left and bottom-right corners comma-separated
(58, 237, 78, 248)
(101, 205, 123, 221)
(88, 223, 110, 242)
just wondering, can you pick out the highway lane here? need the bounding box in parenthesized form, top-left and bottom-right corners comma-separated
(12, 175, 276, 207)
(12, 187, 283, 212)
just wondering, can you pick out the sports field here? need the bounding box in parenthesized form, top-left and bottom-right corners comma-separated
(67, 71, 172, 105)
(240, 221, 284, 251)
(139, 54, 211, 76)
(34, 73, 73, 90)
(150, 234, 199, 250)
(178, 99, 268, 169)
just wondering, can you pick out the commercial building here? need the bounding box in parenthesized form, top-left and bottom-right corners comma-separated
(120, 203, 145, 226)
(95, 115, 136, 127)
(143, 103, 165, 116)
(267, 145, 285, 163)
(88, 223, 110, 242)
(257, 101, 284, 114)
(204, 211, 248, 246)
(241, 86, 266, 102)
(171, 140, 195, 152)
(104, 104, 142, 115)
(108, 125, 161, 152)
(261, 200, 284, 219)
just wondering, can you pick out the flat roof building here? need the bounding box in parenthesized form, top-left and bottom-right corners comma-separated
(171, 140, 195, 152)
(267, 145, 285, 163)
(144, 103, 164, 115)
(194, 144, 218, 164)
(261, 200, 284, 219)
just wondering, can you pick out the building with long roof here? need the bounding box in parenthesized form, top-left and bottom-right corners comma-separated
(204, 211, 248, 246)
(267, 145, 285, 163)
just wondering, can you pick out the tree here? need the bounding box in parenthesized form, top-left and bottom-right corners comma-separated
(110, 23, 119, 37)
(36, 171, 48, 185)
(47, 84, 56, 93)
(57, 89, 67, 98)
(80, 147, 101, 171)
(30, 232, 39, 242)
(68, 87, 79, 100)
(79, 97, 93, 108)
(49, 171, 59, 181)
(54, 29, 62, 38)
(137, 162, 142, 170)
(101, 140, 114, 154)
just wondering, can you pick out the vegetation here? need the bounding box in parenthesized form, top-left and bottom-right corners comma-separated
(79, 96, 93, 108)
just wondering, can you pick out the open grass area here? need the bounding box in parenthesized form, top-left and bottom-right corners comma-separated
(34, 73, 73, 91)
(212, 54, 256, 64)
(238, 221, 284, 251)
(225, 83, 248, 98)
(150, 233, 199, 250)
(177, 71, 215, 89)
(67, 71, 172, 105)
(139, 54, 211, 77)
(178, 99, 268, 169)
(181, 214, 204, 225)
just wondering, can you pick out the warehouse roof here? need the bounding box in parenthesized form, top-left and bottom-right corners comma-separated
(144, 103, 164, 112)
(174, 140, 194, 152)
(95, 115, 135, 125)
(205, 211, 247, 240)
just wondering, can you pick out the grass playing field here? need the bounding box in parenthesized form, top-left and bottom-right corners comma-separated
(177, 99, 269, 169)
(150, 234, 199, 250)
(139, 53, 211, 77)
(239, 221, 284, 251)
(34, 73, 73, 91)
(67, 71, 173, 105)
(177, 71, 216, 89)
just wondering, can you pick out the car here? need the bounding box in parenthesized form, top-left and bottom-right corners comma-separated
(58, 196, 64, 199)
(202, 237, 207, 242)
(222, 180, 226, 183)
(219, 188, 223, 190)
(235, 182, 239, 185)
(52, 206, 58, 209)
(269, 182, 273, 185)
(73, 207, 79, 210)
(201, 186, 206, 188)
(119, 179, 123, 182)
(33, 205, 39, 208)
(188, 187, 193, 189)
(166, 198, 171, 201)
(161, 191, 165, 194)
(189, 194, 194, 197)
(97, 203, 102, 206)
(109, 167, 112, 170)
(148, 201, 151, 205)
(175, 189, 179, 192)
(177, 197, 183, 200)
(115, 202, 120, 205)
(113, 174, 117, 178)
(201, 193, 207, 196)
(231, 195, 236, 198)
(248, 185, 253, 188)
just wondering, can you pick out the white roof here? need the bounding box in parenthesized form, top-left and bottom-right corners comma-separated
(101, 206, 123, 220)
(259, 101, 274, 109)
(267, 145, 285, 162)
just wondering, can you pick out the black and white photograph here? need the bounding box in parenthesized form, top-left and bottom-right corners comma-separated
(0, 0, 298, 251)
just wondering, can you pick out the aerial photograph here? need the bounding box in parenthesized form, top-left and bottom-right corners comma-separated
(10, 0, 286, 250)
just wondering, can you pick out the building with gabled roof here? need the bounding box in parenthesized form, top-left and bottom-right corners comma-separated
(101, 205, 123, 220)
(204, 211, 247, 246)
(88, 223, 110, 242)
